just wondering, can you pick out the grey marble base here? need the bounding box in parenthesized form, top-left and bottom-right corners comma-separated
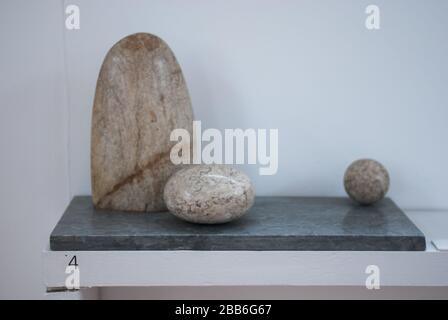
(50, 196, 426, 251)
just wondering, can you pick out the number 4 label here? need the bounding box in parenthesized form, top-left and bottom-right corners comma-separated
(68, 255, 78, 267)
(65, 255, 80, 290)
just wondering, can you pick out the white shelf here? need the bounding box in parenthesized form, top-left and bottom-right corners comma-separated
(43, 210, 448, 290)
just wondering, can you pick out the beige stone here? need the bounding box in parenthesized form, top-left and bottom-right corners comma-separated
(164, 165, 255, 224)
(344, 159, 390, 205)
(91, 33, 193, 212)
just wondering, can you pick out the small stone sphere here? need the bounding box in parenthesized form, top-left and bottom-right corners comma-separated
(343, 159, 390, 205)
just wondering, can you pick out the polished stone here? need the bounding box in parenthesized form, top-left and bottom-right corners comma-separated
(91, 33, 193, 212)
(50, 196, 425, 251)
(164, 165, 255, 224)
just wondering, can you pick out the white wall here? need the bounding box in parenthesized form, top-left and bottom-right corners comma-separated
(0, 0, 70, 299)
(1, 0, 447, 299)
(65, 0, 448, 210)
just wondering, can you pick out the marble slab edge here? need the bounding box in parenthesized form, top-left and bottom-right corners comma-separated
(49, 196, 426, 251)
(50, 235, 425, 251)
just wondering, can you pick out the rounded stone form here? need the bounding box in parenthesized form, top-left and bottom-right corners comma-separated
(344, 159, 390, 205)
(163, 165, 255, 224)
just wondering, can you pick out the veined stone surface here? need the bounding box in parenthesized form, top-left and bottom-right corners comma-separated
(344, 159, 390, 205)
(164, 165, 255, 224)
(91, 33, 193, 212)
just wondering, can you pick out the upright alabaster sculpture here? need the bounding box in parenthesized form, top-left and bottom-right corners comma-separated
(91, 33, 193, 212)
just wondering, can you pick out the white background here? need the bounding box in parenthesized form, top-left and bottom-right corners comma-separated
(1, 0, 447, 299)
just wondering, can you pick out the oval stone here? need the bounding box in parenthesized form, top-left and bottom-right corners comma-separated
(91, 33, 193, 212)
(163, 165, 255, 224)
